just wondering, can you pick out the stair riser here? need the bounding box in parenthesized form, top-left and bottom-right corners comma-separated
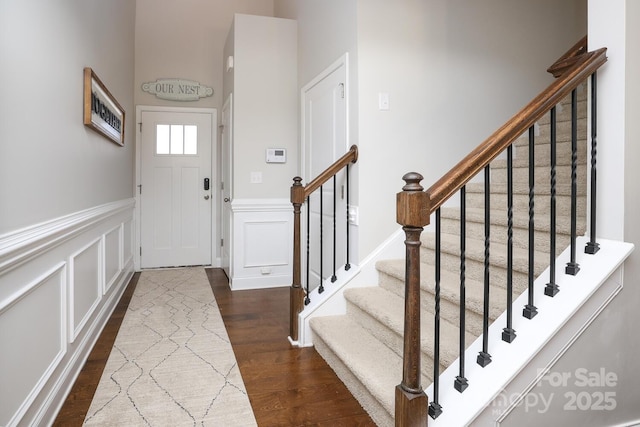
(310, 333, 396, 427)
(491, 140, 587, 168)
(465, 192, 587, 214)
(490, 164, 587, 188)
(378, 271, 496, 337)
(514, 118, 587, 147)
(440, 217, 577, 254)
(420, 246, 534, 293)
(536, 99, 586, 125)
(346, 300, 442, 381)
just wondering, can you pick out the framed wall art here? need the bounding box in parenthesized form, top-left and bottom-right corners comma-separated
(83, 67, 125, 146)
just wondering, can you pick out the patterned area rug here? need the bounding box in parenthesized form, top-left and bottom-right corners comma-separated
(83, 268, 257, 426)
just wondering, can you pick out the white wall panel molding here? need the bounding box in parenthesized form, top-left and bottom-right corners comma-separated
(0, 198, 135, 275)
(228, 198, 293, 290)
(230, 198, 292, 213)
(0, 200, 135, 427)
(0, 264, 66, 427)
(68, 238, 103, 343)
(104, 224, 123, 294)
(32, 258, 134, 427)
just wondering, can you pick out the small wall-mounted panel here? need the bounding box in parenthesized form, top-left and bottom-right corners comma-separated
(69, 239, 102, 342)
(0, 265, 66, 427)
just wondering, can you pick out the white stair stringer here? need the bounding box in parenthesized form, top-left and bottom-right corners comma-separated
(427, 237, 633, 426)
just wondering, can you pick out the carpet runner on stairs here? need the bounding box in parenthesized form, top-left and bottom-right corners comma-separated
(309, 85, 588, 427)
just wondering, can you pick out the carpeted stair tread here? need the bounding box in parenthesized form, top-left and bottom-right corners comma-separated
(309, 315, 404, 418)
(465, 181, 582, 197)
(490, 140, 587, 169)
(375, 258, 508, 322)
(440, 206, 584, 236)
(420, 231, 550, 276)
(343, 287, 474, 369)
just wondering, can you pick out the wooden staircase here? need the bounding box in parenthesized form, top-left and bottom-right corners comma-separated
(309, 87, 587, 427)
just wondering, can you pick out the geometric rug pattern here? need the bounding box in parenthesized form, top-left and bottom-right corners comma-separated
(83, 267, 257, 426)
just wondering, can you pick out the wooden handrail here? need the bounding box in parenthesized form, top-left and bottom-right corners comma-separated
(426, 47, 607, 214)
(547, 35, 588, 77)
(291, 145, 359, 204)
(289, 144, 358, 342)
(396, 43, 607, 426)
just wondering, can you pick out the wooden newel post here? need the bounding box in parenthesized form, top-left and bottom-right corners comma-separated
(395, 172, 430, 426)
(290, 176, 306, 342)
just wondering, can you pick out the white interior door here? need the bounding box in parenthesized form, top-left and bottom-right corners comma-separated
(140, 110, 214, 268)
(221, 95, 232, 275)
(303, 57, 348, 289)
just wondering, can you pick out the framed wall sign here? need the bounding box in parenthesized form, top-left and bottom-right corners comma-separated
(83, 67, 125, 146)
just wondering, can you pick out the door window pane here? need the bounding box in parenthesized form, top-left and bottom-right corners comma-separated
(156, 125, 170, 154)
(184, 125, 197, 154)
(155, 124, 198, 155)
(170, 125, 184, 154)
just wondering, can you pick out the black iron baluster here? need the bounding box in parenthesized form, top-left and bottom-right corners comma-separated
(319, 186, 324, 293)
(455, 187, 469, 392)
(566, 89, 581, 275)
(524, 126, 538, 319)
(503, 145, 517, 341)
(305, 195, 311, 305)
(586, 73, 600, 255)
(345, 165, 351, 271)
(546, 107, 560, 297)
(332, 175, 337, 282)
(430, 208, 443, 418)
(477, 166, 492, 367)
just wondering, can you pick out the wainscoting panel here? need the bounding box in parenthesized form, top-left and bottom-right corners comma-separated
(69, 238, 102, 342)
(229, 199, 292, 290)
(243, 220, 289, 267)
(0, 264, 66, 427)
(123, 219, 133, 263)
(0, 199, 135, 427)
(104, 224, 123, 294)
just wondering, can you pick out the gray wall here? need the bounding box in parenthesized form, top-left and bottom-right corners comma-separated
(0, 0, 136, 234)
(275, 0, 587, 260)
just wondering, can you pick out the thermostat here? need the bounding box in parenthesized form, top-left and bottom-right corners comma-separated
(266, 148, 286, 163)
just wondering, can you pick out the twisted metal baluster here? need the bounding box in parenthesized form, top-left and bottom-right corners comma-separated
(566, 89, 581, 275)
(477, 166, 492, 367)
(503, 145, 517, 340)
(546, 107, 560, 297)
(455, 187, 469, 391)
(586, 72, 600, 255)
(430, 208, 443, 418)
(524, 126, 538, 319)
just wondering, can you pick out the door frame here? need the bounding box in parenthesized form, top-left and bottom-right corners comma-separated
(220, 94, 233, 275)
(299, 53, 350, 287)
(300, 53, 349, 182)
(134, 105, 218, 270)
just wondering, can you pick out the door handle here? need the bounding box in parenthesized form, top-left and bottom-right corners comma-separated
(224, 197, 230, 202)
(204, 195, 210, 200)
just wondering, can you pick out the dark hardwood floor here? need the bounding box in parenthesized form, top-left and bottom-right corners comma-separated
(53, 268, 375, 426)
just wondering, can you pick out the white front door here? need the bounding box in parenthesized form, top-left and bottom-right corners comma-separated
(140, 110, 214, 268)
(221, 95, 232, 275)
(302, 56, 348, 288)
